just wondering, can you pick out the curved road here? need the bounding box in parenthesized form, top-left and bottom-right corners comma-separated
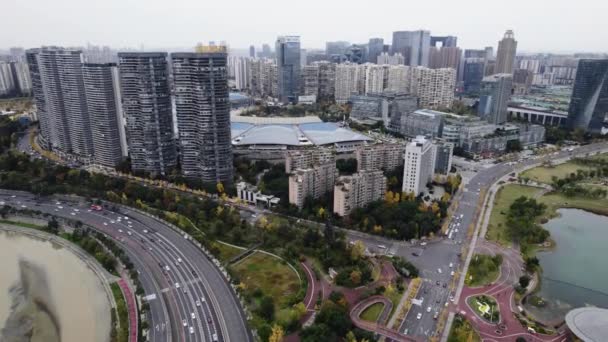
(0, 189, 252, 342)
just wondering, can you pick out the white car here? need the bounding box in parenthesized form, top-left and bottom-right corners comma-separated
(182, 319, 187, 327)
(449, 263, 453, 268)
(165, 265, 170, 271)
(110, 220, 115, 224)
(55, 201, 61, 205)
(118, 229, 123, 233)
(177, 257, 182, 263)
(201, 296, 206, 303)
(212, 333, 218, 341)
(416, 313, 422, 320)
(437, 268, 442, 274)
(58, 206, 63, 209)
(427, 306, 432, 313)
(191, 312, 196, 320)
(21, 205, 27, 208)
(103, 222, 108, 226)
(143, 229, 148, 233)
(420, 242, 427, 246)
(189, 326, 194, 334)
(196, 300, 201, 307)
(377, 244, 386, 249)
(450, 271, 455, 276)
(73, 209, 79, 212)
(175, 282, 180, 289)
(11, 195, 16, 198)
(124, 216, 128, 220)
(127, 231, 132, 236)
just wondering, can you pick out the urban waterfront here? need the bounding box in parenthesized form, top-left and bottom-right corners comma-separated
(526, 209, 608, 322)
(0, 229, 111, 342)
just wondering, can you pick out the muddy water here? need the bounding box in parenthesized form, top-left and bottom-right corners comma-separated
(0, 230, 111, 342)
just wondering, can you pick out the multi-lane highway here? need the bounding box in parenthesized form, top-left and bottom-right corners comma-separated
(0, 190, 252, 342)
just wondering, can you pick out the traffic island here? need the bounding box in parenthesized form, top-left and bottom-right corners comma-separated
(466, 295, 500, 323)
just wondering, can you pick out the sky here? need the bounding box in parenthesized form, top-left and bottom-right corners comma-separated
(2, 0, 607, 53)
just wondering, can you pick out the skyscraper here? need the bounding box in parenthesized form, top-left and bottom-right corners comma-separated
(495, 30, 517, 74)
(275, 36, 301, 103)
(28, 47, 94, 158)
(462, 58, 486, 94)
(368, 38, 384, 65)
(82, 63, 126, 168)
(391, 30, 431, 67)
(172, 48, 233, 185)
(118, 52, 177, 176)
(26, 49, 49, 148)
(325, 41, 350, 56)
(478, 74, 513, 125)
(430, 36, 458, 48)
(249, 45, 255, 58)
(567, 59, 608, 133)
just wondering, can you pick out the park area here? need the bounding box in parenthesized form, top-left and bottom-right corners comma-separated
(487, 185, 541, 247)
(448, 314, 480, 342)
(231, 251, 301, 309)
(520, 161, 593, 184)
(465, 254, 502, 287)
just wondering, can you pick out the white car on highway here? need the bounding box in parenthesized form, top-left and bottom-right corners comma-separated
(416, 313, 422, 320)
(182, 319, 187, 327)
(189, 326, 194, 334)
(196, 300, 201, 307)
(175, 282, 180, 289)
(377, 244, 386, 249)
(427, 306, 431, 313)
(191, 312, 196, 320)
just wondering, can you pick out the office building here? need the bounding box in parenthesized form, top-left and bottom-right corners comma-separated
(333, 170, 386, 216)
(430, 36, 457, 48)
(345, 45, 366, 64)
(391, 30, 431, 67)
(434, 141, 453, 175)
(567, 59, 608, 133)
(276, 36, 301, 103)
(118, 52, 177, 175)
(387, 94, 419, 132)
(512, 69, 533, 95)
(368, 38, 384, 65)
(326, 41, 350, 56)
(82, 63, 126, 168)
(410, 67, 456, 109)
(402, 135, 436, 195)
(249, 45, 255, 58)
(462, 58, 485, 93)
(495, 30, 517, 74)
(429, 46, 461, 70)
(356, 143, 404, 172)
(28, 47, 94, 158)
(172, 49, 233, 185)
(478, 74, 513, 125)
(400, 109, 444, 138)
(377, 52, 405, 65)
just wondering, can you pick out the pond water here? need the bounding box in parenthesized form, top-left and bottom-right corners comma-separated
(0, 229, 111, 342)
(525, 208, 608, 322)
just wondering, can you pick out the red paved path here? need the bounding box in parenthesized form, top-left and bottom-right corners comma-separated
(118, 278, 138, 342)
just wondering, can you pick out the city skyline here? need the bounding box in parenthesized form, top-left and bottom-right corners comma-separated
(2, 0, 608, 53)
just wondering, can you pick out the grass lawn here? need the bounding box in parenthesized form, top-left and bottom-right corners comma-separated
(467, 295, 499, 323)
(448, 314, 480, 342)
(487, 185, 542, 247)
(214, 241, 243, 263)
(360, 302, 384, 322)
(539, 192, 608, 217)
(520, 162, 592, 185)
(231, 251, 300, 309)
(0, 219, 46, 230)
(465, 254, 501, 287)
(110, 283, 129, 342)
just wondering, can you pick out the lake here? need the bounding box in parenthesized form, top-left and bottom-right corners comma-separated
(525, 208, 608, 322)
(0, 229, 111, 342)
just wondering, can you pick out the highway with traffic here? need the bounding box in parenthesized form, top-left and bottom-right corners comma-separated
(0, 189, 252, 342)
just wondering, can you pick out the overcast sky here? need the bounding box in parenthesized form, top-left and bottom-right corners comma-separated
(2, 0, 607, 53)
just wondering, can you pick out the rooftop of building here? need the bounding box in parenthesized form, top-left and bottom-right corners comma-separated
(565, 307, 608, 342)
(231, 116, 371, 147)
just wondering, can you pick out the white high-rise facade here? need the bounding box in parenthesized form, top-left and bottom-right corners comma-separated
(410, 67, 456, 109)
(386, 65, 411, 93)
(335, 63, 366, 103)
(402, 136, 436, 195)
(365, 64, 387, 94)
